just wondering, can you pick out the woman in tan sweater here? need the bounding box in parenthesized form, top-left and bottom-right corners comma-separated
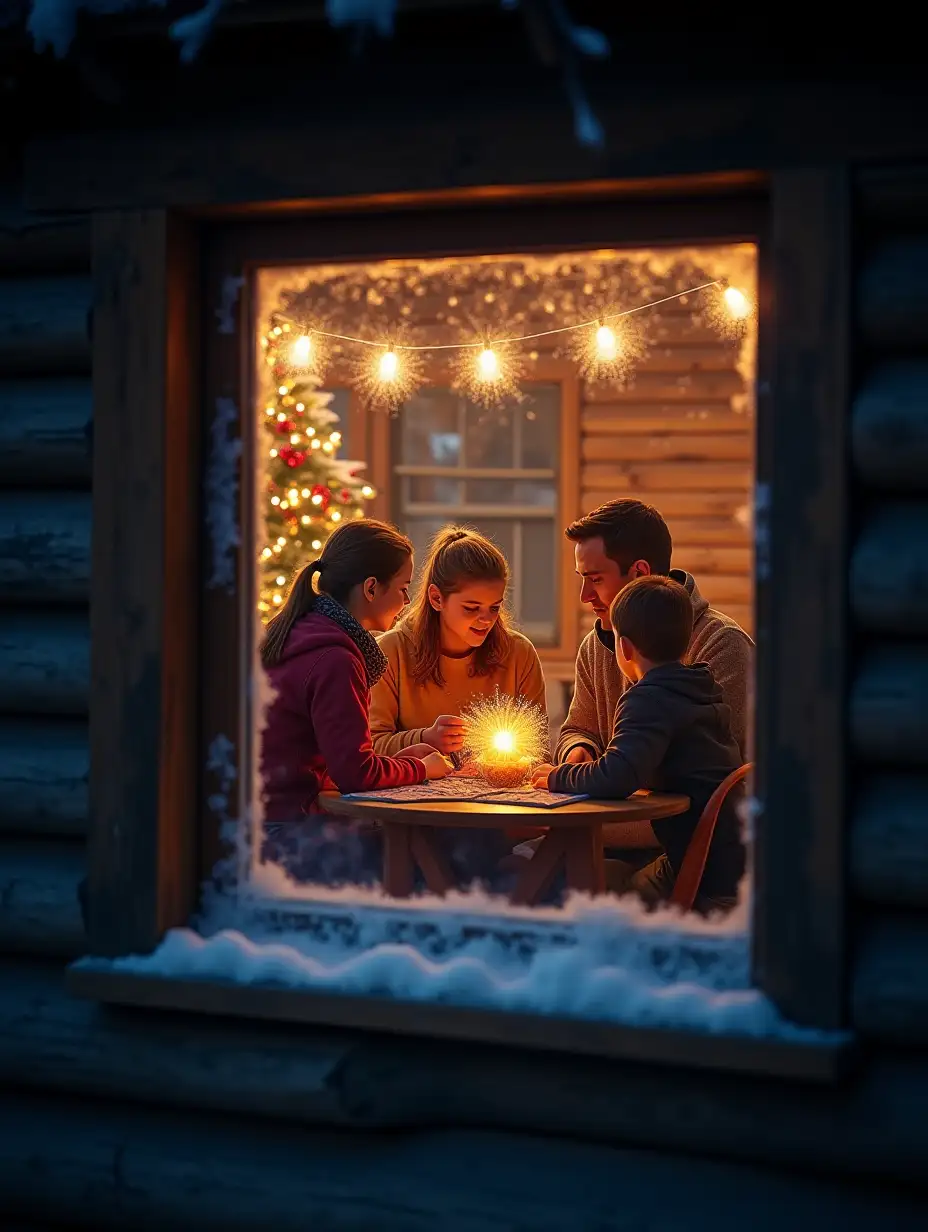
(371, 526, 547, 758)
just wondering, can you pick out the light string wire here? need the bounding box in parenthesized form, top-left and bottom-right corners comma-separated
(273, 279, 726, 352)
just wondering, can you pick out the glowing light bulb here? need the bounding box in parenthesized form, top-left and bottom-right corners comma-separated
(723, 286, 750, 319)
(261, 548, 272, 559)
(330, 432, 341, 443)
(291, 334, 312, 365)
(322, 442, 333, 453)
(273, 326, 282, 336)
(290, 433, 301, 445)
(287, 489, 299, 503)
(277, 537, 286, 546)
(269, 449, 278, 458)
(277, 412, 287, 422)
(272, 593, 282, 605)
(477, 348, 500, 381)
(301, 515, 311, 526)
(278, 385, 288, 396)
(270, 496, 280, 506)
(331, 510, 342, 522)
(306, 426, 315, 436)
(492, 729, 515, 755)
(301, 488, 310, 498)
(296, 402, 305, 412)
(311, 539, 322, 550)
(265, 407, 275, 416)
(312, 494, 323, 505)
(361, 484, 374, 498)
(379, 349, 399, 381)
(275, 575, 286, 586)
(595, 324, 618, 360)
(311, 438, 321, 449)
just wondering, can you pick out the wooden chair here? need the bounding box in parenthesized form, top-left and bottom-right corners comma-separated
(669, 762, 754, 912)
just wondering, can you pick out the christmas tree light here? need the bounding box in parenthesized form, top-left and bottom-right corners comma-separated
(258, 323, 376, 618)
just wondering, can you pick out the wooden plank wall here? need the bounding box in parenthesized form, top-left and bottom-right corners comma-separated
(578, 303, 754, 640)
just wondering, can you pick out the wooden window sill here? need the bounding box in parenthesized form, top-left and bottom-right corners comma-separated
(67, 964, 855, 1084)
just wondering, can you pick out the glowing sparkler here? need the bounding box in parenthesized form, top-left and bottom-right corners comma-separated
(461, 689, 549, 789)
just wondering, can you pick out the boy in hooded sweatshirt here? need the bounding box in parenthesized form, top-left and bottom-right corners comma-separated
(531, 575, 745, 913)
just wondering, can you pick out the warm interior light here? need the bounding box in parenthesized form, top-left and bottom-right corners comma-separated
(723, 286, 750, 319)
(491, 729, 516, 755)
(292, 334, 312, 365)
(477, 348, 500, 380)
(379, 349, 399, 381)
(595, 324, 618, 360)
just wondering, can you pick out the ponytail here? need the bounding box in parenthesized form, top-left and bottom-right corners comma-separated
(260, 519, 412, 668)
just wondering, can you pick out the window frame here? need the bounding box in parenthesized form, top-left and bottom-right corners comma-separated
(79, 175, 851, 1070)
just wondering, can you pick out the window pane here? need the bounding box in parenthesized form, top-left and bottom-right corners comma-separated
(519, 385, 559, 469)
(408, 475, 464, 504)
(403, 517, 448, 566)
(322, 388, 353, 459)
(401, 390, 461, 465)
(463, 403, 514, 468)
(463, 479, 556, 507)
(521, 519, 558, 641)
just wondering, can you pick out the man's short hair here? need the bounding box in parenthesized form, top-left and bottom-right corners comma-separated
(565, 498, 672, 576)
(609, 575, 693, 662)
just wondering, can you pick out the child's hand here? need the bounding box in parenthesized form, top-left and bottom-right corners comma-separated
(531, 763, 555, 789)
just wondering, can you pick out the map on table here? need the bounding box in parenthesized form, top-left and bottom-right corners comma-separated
(475, 789, 589, 808)
(341, 780, 589, 807)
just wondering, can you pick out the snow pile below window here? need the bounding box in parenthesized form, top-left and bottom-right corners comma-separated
(76, 886, 841, 1043)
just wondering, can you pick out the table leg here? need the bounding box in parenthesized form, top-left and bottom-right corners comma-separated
(510, 830, 569, 906)
(383, 823, 414, 898)
(563, 823, 605, 895)
(410, 827, 455, 896)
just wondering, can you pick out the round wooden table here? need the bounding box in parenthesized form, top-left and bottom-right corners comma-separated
(319, 790, 690, 905)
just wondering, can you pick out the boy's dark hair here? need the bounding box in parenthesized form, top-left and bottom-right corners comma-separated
(565, 498, 672, 576)
(610, 575, 693, 663)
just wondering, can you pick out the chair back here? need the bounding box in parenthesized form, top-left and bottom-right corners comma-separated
(669, 762, 754, 912)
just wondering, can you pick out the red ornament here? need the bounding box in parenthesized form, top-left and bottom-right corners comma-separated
(340, 489, 352, 503)
(279, 447, 305, 468)
(277, 420, 295, 435)
(311, 484, 331, 512)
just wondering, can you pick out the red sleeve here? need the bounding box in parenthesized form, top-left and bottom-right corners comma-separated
(307, 647, 426, 794)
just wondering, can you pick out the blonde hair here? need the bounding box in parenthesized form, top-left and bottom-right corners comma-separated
(260, 519, 412, 668)
(403, 525, 512, 687)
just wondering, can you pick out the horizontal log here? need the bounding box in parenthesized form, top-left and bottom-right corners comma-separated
(583, 461, 751, 493)
(0, 612, 89, 716)
(581, 489, 751, 520)
(851, 502, 928, 635)
(584, 370, 744, 404)
(0, 840, 85, 957)
(582, 433, 752, 464)
(858, 238, 928, 350)
(0, 967, 927, 1201)
(850, 773, 928, 908)
(582, 404, 753, 434)
(0, 492, 91, 603)
(0, 379, 92, 485)
(853, 915, 928, 1046)
(851, 360, 928, 491)
(851, 647, 928, 766)
(690, 574, 752, 607)
(855, 164, 928, 227)
(1, 1088, 926, 1232)
(0, 277, 92, 376)
(0, 719, 88, 838)
(0, 199, 91, 274)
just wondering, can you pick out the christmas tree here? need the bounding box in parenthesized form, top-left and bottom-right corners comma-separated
(258, 322, 375, 618)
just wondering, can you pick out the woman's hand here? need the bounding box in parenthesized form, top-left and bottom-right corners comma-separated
(422, 715, 467, 755)
(530, 763, 555, 789)
(422, 751, 453, 780)
(397, 742, 439, 760)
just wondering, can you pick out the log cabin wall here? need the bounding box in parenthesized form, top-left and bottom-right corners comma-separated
(849, 165, 928, 1063)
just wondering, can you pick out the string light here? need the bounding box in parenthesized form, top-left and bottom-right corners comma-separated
(379, 348, 399, 381)
(707, 281, 756, 341)
(723, 286, 750, 319)
(291, 334, 313, 365)
(477, 347, 500, 380)
(573, 313, 647, 385)
(595, 324, 618, 361)
(356, 340, 424, 413)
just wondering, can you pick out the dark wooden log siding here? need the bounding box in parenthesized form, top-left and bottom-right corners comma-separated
(850, 166, 928, 1050)
(4, 145, 928, 1222)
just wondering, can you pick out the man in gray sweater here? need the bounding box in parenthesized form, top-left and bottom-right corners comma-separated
(556, 500, 754, 805)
